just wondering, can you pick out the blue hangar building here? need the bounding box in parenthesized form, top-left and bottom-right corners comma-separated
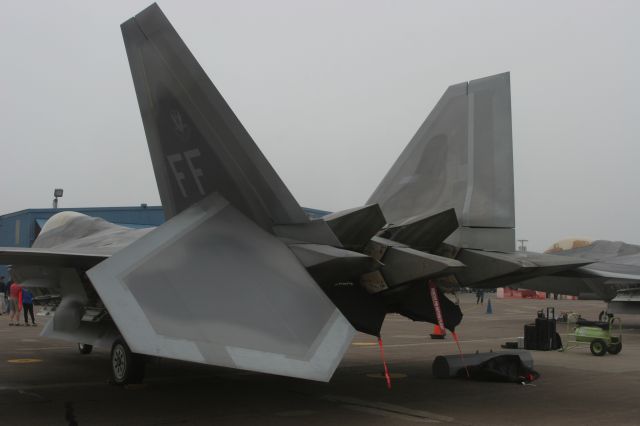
(0, 205, 330, 278)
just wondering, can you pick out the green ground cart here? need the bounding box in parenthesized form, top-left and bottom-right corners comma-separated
(562, 315, 622, 356)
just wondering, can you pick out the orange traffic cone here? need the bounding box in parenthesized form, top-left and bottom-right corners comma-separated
(430, 324, 445, 339)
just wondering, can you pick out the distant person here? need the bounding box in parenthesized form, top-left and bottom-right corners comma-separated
(0, 276, 5, 315)
(476, 289, 485, 305)
(2, 278, 10, 314)
(8, 281, 22, 326)
(22, 288, 36, 326)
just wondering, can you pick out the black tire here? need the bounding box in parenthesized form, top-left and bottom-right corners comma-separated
(607, 342, 622, 355)
(78, 343, 93, 355)
(110, 338, 145, 385)
(590, 339, 607, 356)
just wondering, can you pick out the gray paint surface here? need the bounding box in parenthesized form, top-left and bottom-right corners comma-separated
(32, 211, 152, 256)
(380, 208, 458, 252)
(368, 73, 513, 228)
(0, 211, 150, 269)
(121, 5, 310, 230)
(458, 249, 592, 288)
(87, 192, 355, 381)
(517, 240, 640, 302)
(323, 204, 386, 251)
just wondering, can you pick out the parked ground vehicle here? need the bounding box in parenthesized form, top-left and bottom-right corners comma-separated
(562, 315, 622, 356)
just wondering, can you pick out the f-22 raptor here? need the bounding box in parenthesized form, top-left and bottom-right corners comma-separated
(514, 238, 640, 317)
(0, 4, 586, 385)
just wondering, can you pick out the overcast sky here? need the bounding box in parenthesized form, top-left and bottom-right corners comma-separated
(0, 0, 638, 251)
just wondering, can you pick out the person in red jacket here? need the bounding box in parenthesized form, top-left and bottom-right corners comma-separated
(8, 281, 22, 326)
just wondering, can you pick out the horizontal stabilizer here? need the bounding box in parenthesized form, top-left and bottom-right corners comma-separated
(87, 192, 354, 382)
(323, 204, 387, 251)
(379, 208, 458, 251)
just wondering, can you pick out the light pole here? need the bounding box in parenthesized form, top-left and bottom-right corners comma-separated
(517, 239, 528, 252)
(52, 188, 64, 209)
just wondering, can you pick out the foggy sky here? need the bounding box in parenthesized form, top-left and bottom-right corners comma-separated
(1, 0, 638, 252)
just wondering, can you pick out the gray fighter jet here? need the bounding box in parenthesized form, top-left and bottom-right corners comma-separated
(0, 4, 464, 384)
(0, 3, 588, 385)
(512, 239, 640, 315)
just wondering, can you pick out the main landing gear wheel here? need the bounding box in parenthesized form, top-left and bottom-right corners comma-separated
(598, 310, 613, 322)
(607, 342, 622, 355)
(78, 343, 93, 355)
(110, 338, 145, 385)
(590, 339, 607, 356)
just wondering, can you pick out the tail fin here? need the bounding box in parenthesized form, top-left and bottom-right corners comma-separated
(367, 73, 514, 251)
(121, 4, 308, 230)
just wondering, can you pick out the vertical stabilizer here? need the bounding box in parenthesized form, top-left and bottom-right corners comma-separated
(368, 73, 514, 251)
(121, 4, 309, 230)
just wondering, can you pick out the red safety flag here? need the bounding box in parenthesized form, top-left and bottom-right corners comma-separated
(428, 281, 469, 377)
(428, 280, 446, 337)
(377, 337, 392, 390)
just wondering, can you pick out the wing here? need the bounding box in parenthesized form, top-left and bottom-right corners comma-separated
(578, 253, 640, 281)
(515, 242, 640, 301)
(0, 247, 107, 269)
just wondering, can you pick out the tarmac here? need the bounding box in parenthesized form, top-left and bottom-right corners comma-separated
(1, 293, 640, 425)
